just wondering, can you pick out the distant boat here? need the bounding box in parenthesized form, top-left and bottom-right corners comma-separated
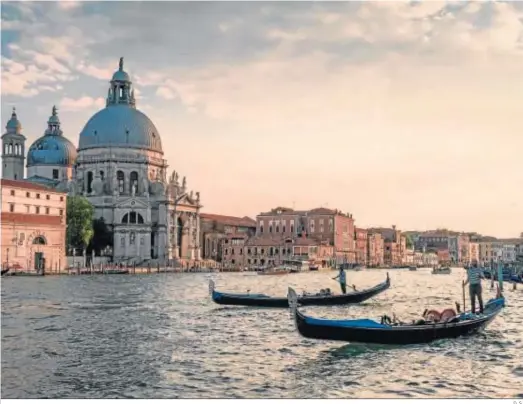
(104, 268, 129, 275)
(432, 267, 451, 275)
(258, 266, 290, 276)
(409, 266, 417, 271)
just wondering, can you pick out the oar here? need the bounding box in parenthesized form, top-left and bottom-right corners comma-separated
(462, 280, 466, 313)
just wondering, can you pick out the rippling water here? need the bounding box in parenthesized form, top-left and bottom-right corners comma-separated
(1, 269, 522, 398)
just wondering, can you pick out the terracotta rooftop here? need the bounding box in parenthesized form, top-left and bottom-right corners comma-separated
(200, 213, 256, 228)
(0, 212, 64, 226)
(258, 207, 349, 217)
(1, 178, 66, 193)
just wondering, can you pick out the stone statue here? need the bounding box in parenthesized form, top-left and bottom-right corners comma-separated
(189, 190, 194, 200)
(92, 178, 103, 196)
(112, 175, 119, 196)
(182, 176, 187, 192)
(131, 183, 136, 197)
(156, 169, 163, 183)
(195, 191, 200, 204)
(142, 177, 149, 196)
(169, 170, 179, 186)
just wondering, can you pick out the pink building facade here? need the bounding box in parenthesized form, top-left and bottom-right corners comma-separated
(1, 179, 67, 273)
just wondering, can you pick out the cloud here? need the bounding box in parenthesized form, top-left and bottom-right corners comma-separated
(155, 86, 176, 100)
(1, 0, 523, 237)
(60, 96, 105, 112)
(57, 1, 81, 10)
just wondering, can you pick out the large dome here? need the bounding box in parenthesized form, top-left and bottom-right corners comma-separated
(77, 57, 163, 154)
(27, 106, 77, 167)
(78, 104, 163, 153)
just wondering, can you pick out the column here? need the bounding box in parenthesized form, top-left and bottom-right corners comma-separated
(195, 212, 201, 260)
(124, 231, 129, 259)
(173, 212, 179, 258)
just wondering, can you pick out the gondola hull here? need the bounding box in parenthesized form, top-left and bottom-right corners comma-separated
(209, 274, 390, 308)
(289, 291, 505, 345)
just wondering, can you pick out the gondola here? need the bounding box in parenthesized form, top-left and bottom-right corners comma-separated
(208, 273, 390, 308)
(287, 287, 505, 345)
(1, 268, 10, 276)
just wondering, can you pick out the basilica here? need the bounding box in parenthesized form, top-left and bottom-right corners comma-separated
(1, 58, 202, 264)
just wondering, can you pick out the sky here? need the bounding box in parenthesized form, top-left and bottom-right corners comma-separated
(1, 0, 522, 238)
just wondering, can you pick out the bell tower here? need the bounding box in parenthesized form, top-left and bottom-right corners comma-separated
(1, 107, 26, 180)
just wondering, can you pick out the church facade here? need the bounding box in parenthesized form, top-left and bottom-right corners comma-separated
(2, 58, 202, 265)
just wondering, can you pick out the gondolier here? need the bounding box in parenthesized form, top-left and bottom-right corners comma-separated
(333, 267, 347, 294)
(464, 260, 484, 314)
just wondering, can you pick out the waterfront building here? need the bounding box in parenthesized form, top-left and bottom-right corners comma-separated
(367, 231, 384, 267)
(199, 213, 256, 262)
(0, 179, 67, 272)
(354, 227, 368, 266)
(468, 242, 480, 264)
(436, 249, 451, 264)
(417, 230, 470, 264)
(367, 226, 405, 267)
(221, 234, 333, 270)
(255, 206, 356, 264)
(2, 58, 202, 265)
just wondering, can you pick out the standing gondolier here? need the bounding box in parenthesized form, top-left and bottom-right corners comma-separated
(464, 260, 484, 314)
(333, 266, 347, 294)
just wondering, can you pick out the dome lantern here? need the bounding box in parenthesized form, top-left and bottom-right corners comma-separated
(107, 57, 136, 108)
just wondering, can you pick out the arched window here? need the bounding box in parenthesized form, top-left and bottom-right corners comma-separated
(3, 144, 7, 154)
(33, 236, 46, 245)
(130, 171, 138, 194)
(117, 171, 124, 193)
(122, 212, 144, 224)
(14, 144, 18, 155)
(87, 171, 93, 193)
(100, 171, 105, 181)
(8, 144, 13, 154)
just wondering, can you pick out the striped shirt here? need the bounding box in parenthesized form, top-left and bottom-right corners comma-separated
(467, 267, 482, 285)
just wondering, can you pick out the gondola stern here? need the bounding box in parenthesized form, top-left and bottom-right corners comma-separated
(287, 287, 300, 329)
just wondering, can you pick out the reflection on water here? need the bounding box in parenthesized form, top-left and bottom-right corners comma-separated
(1, 269, 522, 398)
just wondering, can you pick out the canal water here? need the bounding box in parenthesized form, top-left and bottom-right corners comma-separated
(1, 269, 522, 398)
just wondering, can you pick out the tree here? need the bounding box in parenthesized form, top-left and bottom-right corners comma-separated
(66, 195, 94, 254)
(87, 218, 113, 256)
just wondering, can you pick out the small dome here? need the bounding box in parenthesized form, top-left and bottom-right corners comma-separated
(78, 104, 163, 153)
(27, 135, 77, 166)
(4, 108, 22, 135)
(112, 70, 131, 82)
(27, 106, 77, 167)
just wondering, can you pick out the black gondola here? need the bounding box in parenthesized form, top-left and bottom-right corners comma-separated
(287, 287, 505, 345)
(209, 273, 390, 308)
(1, 268, 10, 276)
